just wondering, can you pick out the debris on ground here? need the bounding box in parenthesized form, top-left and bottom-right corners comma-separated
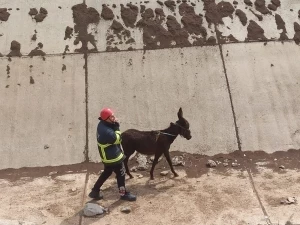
(83, 203, 106, 217)
(0, 219, 38, 225)
(279, 165, 285, 169)
(160, 171, 169, 176)
(137, 174, 143, 178)
(71, 188, 77, 192)
(223, 163, 229, 167)
(136, 154, 148, 170)
(231, 162, 239, 167)
(120, 206, 131, 214)
(280, 197, 297, 205)
(48, 171, 57, 176)
(172, 156, 185, 166)
(130, 166, 137, 172)
(148, 156, 162, 163)
(206, 160, 217, 167)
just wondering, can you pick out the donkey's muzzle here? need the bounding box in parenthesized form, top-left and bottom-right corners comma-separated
(186, 135, 192, 140)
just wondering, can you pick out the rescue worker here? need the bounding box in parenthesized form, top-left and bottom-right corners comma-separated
(88, 108, 136, 201)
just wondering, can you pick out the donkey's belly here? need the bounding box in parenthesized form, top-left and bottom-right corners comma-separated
(135, 147, 156, 155)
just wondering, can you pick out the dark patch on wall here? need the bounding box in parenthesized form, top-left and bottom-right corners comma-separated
(64, 26, 74, 40)
(254, 0, 270, 15)
(101, 5, 114, 20)
(72, 3, 100, 52)
(201, 0, 235, 27)
(274, 14, 288, 41)
(244, 0, 253, 7)
(179, 2, 207, 38)
(6, 65, 10, 76)
(246, 20, 266, 41)
(141, 5, 146, 14)
(0, 8, 10, 21)
(236, 9, 247, 26)
(293, 22, 300, 45)
(121, 3, 139, 28)
(29, 7, 48, 22)
(164, 0, 176, 12)
(30, 76, 35, 84)
(7, 41, 22, 57)
(157, 1, 164, 6)
(106, 20, 135, 51)
(31, 34, 37, 41)
(28, 42, 46, 57)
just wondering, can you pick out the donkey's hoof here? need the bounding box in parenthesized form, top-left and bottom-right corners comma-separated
(129, 175, 134, 179)
(174, 173, 179, 177)
(150, 177, 154, 180)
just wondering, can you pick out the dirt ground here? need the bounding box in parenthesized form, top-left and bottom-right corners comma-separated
(0, 150, 300, 225)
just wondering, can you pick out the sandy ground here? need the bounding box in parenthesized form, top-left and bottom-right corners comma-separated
(0, 151, 300, 225)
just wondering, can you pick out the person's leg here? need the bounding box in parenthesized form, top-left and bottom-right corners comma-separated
(113, 162, 126, 192)
(89, 165, 113, 199)
(113, 162, 136, 201)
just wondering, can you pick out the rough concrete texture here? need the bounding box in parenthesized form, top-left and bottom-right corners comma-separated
(224, 41, 300, 152)
(87, 47, 237, 162)
(0, 55, 86, 169)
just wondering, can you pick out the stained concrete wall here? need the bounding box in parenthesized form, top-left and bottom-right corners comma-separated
(1, 0, 300, 169)
(0, 0, 81, 55)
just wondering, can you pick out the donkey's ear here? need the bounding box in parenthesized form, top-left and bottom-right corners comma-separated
(177, 107, 183, 119)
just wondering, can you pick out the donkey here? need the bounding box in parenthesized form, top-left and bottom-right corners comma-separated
(121, 108, 192, 180)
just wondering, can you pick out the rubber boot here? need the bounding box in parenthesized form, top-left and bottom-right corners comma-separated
(88, 190, 103, 200)
(120, 192, 137, 201)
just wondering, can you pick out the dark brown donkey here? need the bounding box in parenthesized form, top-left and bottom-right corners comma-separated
(121, 108, 192, 180)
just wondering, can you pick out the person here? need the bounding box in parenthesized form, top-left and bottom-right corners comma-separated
(88, 108, 136, 201)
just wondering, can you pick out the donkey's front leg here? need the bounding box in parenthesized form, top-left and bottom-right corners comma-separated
(164, 150, 179, 177)
(150, 151, 163, 180)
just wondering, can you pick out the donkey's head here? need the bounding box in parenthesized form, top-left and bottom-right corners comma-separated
(171, 108, 192, 140)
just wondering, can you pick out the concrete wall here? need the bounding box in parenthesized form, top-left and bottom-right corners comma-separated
(1, 0, 300, 169)
(87, 47, 237, 162)
(0, 55, 86, 169)
(224, 41, 300, 153)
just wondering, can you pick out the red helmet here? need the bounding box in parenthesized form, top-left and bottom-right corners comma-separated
(100, 108, 114, 120)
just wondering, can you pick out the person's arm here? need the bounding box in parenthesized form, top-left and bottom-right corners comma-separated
(104, 129, 121, 145)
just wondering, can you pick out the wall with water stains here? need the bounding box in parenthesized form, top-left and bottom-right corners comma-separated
(1, 0, 300, 169)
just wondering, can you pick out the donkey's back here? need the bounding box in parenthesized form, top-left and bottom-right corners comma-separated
(121, 129, 158, 155)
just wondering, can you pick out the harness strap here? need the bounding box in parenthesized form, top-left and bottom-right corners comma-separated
(160, 132, 177, 136)
(155, 131, 177, 142)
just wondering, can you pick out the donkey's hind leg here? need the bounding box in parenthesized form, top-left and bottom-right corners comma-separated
(124, 150, 135, 179)
(150, 150, 164, 180)
(164, 150, 179, 177)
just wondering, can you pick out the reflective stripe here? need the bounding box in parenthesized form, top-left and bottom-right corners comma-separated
(98, 142, 124, 163)
(114, 131, 121, 144)
(103, 151, 124, 163)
